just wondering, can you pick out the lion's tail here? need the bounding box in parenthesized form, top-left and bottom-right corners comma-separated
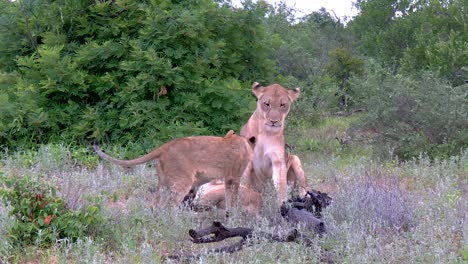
(93, 140, 162, 167)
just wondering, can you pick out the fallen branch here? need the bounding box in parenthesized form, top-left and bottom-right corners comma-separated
(165, 221, 316, 261)
(168, 190, 332, 260)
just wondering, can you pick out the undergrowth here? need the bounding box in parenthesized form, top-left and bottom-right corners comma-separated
(0, 173, 107, 256)
(0, 116, 466, 263)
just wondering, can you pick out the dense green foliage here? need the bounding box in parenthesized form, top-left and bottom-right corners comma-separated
(0, 0, 466, 159)
(350, 0, 467, 84)
(347, 0, 467, 159)
(325, 48, 363, 110)
(0, 0, 273, 149)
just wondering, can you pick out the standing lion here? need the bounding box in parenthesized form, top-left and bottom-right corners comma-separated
(94, 130, 252, 216)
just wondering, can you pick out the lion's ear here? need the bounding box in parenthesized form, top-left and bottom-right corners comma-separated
(252, 82, 261, 89)
(288, 88, 300, 102)
(225, 130, 235, 137)
(252, 82, 264, 97)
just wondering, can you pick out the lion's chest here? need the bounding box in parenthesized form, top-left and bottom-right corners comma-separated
(253, 159, 272, 179)
(252, 145, 276, 178)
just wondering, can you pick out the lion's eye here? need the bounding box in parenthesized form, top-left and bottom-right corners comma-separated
(280, 103, 286, 108)
(264, 102, 270, 107)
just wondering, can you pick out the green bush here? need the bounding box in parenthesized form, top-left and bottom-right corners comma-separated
(0, 173, 104, 249)
(350, 72, 467, 160)
(0, 0, 274, 149)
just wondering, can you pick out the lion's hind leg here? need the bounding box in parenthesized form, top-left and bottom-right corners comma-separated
(154, 160, 195, 208)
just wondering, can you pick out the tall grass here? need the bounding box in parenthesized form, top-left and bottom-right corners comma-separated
(0, 120, 466, 263)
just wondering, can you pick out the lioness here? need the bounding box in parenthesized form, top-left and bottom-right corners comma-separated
(94, 130, 252, 215)
(241, 82, 308, 205)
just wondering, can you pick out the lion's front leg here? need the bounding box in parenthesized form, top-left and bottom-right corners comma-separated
(270, 153, 288, 206)
(287, 154, 308, 197)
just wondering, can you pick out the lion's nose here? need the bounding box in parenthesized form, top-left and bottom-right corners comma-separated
(271, 120, 279, 125)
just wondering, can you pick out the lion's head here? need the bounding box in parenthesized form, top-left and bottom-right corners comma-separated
(252, 82, 300, 134)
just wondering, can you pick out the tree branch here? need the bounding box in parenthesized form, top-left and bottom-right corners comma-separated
(165, 221, 317, 261)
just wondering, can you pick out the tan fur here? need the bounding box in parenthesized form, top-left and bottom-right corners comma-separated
(286, 153, 308, 194)
(94, 130, 252, 214)
(193, 180, 262, 216)
(241, 82, 307, 205)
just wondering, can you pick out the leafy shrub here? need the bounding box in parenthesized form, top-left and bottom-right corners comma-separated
(350, 72, 467, 160)
(325, 48, 364, 111)
(0, 0, 274, 149)
(0, 173, 104, 249)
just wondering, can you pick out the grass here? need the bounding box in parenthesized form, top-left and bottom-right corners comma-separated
(0, 116, 467, 263)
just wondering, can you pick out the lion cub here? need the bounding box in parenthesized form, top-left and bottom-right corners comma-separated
(94, 130, 252, 215)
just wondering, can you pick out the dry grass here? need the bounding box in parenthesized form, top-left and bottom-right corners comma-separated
(0, 119, 467, 263)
